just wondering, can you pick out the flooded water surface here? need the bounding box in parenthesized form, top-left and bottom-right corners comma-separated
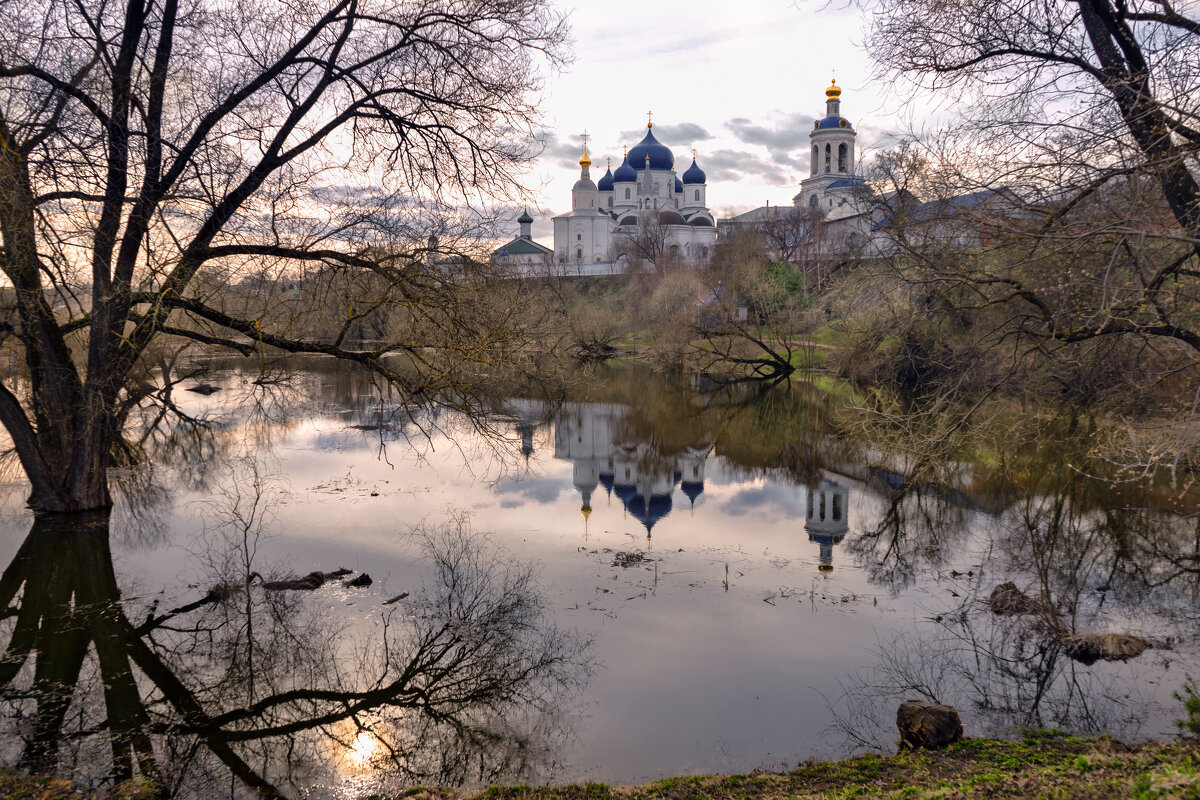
(0, 360, 1196, 797)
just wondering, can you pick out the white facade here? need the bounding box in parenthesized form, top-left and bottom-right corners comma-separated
(553, 123, 717, 266)
(794, 80, 866, 220)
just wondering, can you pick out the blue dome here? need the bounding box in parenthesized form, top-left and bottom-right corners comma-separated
(815, 116, 853, 130)
(612, 153, 637, 183)
(628, 127, 674, 171)
(674, 177, 683, 193)
(597, 166, 614, 192)
(682, 158, 706, 184)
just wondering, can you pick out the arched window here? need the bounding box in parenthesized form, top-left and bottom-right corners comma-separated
(832, 494, 842, 521)
(701, 246, 709, 258)
(576, 248, 582, 261)
(819, 493, 826, 521)
(824, 143, 831, 173)
(625, 188, 630, 199)
(838, 143, 848, 173)
(607, 197, 613, 208)
(811, 145, 818, 176)
(694, 189, 699, 202)
(576, 233, 581, 241)
(809, 194, 818, 208)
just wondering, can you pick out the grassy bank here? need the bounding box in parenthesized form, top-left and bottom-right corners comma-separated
(2, 733, 1195, 798)
(467, 734, 1197, 800)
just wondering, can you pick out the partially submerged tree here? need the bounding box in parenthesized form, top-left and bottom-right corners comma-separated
(0, 0, 568, 512)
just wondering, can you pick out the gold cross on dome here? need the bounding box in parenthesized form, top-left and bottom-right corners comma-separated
(647, 110, 653, 128)
(582, 130, 589, 147)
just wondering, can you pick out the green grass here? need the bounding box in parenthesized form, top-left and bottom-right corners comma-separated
(426, 736, 1200, 800)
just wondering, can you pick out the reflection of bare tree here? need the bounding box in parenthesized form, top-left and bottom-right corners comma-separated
(845, 478, 973, 592)
(832, 463, 1199, 751)
(0, 501, 587, 797)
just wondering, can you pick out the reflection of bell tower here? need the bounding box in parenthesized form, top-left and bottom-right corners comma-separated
(805, 478, 850, 573)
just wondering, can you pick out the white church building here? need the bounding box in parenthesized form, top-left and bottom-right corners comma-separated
(552, 120, 717, 266)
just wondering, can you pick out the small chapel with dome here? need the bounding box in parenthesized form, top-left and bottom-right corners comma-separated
(552, 118, 717, 265)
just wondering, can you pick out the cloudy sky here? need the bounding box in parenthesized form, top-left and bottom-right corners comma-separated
(520, 0, 912, 243)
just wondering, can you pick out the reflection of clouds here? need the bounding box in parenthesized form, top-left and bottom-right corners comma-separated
(494, 475, 565, 505)
(719, 484, 807, 518)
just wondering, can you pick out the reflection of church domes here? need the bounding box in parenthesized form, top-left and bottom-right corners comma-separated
(627, 492, 672, 534)
(613, 481, 637, 505)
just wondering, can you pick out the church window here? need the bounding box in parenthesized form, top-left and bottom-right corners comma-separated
(591, 199, 594, 207)
(838, 143, 848, 172)
(832, 493, 842, 521)
(809, 194, 818, 208)
(576, 248, 582, 260)
(824, 143, 831, 173)
(576, 233, 581, 241)
(694, 189, 699, 202)
(701, 246, 709, 258)
(819, 493, 826, 521)
(607, 197, 612, 208)
(811, 145, 818, 176)
(625, 188, 630, 199)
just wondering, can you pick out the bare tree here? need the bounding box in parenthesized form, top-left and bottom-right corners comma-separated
(756, 206, 824, 267)
(847, 1, 1200, 467)
(0, 0, 568, 512)
(613, 211, 681, 273)
(865, 0, 1200, 255)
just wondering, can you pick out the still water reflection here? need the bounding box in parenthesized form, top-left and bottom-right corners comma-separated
(0, 360, 1196, 797)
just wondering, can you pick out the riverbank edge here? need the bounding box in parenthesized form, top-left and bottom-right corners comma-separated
(452, 732, 1199, 800)
(1, 732, 1196, 798)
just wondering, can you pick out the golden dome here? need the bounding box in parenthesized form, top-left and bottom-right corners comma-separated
(579, 143, 591, 168)
(818, 563, 834, 574)
(825, 79, 841, 99)
(581, 504, 592, 520)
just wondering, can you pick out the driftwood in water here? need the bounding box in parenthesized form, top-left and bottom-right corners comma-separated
(262, 568, 354, 591)
(987, 582, 1048, 616)
(1060, 633, 1162, 665)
